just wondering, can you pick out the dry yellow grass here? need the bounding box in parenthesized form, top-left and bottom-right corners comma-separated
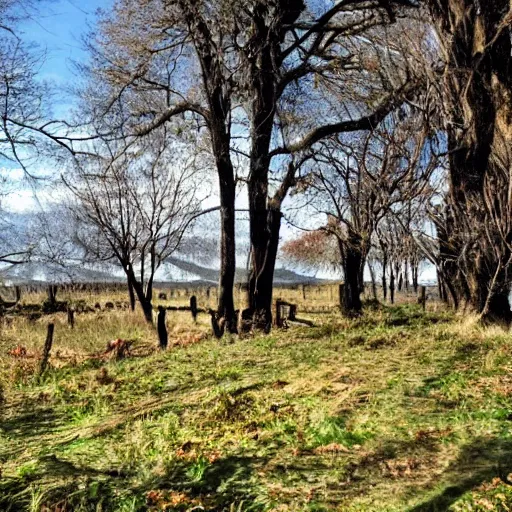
(4, 286, 500, 512)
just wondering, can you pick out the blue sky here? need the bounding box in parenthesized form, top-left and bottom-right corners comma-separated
(20, 0, 112, 113)
(2, 1, 112, 208)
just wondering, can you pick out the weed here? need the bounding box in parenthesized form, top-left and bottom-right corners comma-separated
(210, 388, 257, 422)
(28, 486, 46, 512)
(306, 416, 373, 449)
(186, 455, 210, 482)
(17, 461, 38, 479)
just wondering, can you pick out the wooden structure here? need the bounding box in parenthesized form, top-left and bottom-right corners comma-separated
(190, 296, 198, 322)
(157, 306, 168, 349)
(274, 299, 312, 328)
(39, 323, 55, 377)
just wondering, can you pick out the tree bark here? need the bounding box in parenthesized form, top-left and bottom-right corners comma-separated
(429, 0, 512, 324)
(381, 250, 388, 302)
(179, 1, 238, 335)
(217, 157, 237, 333)
(126, 267, 153, 324)
(389, 264, 395, 305)
(248, 207, 282, 331)
(411, 260, 419, 294)
(245, 2, 305, 331)
(368, 261, 378, 301)
(437, 267, 446, 303)
(339, 233, 367, 315)
(246, 36, 277, 331)
(128, 279, 136, 312)
(39, 323, 55, 378)
(397, 267, 403, 292)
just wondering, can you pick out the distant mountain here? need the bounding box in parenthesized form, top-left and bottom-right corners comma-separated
(0, 261, 125, 285)
(166, 257, 324, 285)
(0, 257, 325, 286)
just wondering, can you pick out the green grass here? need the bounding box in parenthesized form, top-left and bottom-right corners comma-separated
(1, 302, 512, 510)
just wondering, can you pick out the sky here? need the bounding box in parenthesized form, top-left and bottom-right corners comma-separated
(20, 0, 112, 113)
(3, 1, 111, 211)
(9, 1, 437, 283)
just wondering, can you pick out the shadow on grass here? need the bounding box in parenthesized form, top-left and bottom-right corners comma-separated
(0, 455, 127, 511)
(1, 407, 63, 438)
(0, 452, 269, 511)
(408, 437, 512, 511)
(0, 404, 71, 460)
(134, 454, 268, 509)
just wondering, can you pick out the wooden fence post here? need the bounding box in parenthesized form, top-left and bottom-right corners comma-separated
(39, 323, 55, 377)
(419, 286, 427, 311)
(67, 307, 75, 329)
(157, 306, 168, 350)
(14, 286, 21, 303)
(190, 296, 198, 323)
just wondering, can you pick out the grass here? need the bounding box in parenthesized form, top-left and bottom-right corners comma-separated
(1, 290, 512, 510)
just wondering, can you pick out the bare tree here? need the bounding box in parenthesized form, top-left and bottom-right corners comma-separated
(0, 1, 58, 265)
(81, 0, 422, 332)
(287, 111, 437, 314)
(0, 0, 97, 171)
(64, 131, 203, 322)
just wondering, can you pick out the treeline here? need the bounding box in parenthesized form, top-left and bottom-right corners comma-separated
(0, 1, 511, 329)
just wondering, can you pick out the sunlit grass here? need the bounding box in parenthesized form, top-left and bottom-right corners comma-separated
(1, 291, 512, 510)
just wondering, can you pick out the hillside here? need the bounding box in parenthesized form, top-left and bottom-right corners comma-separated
(1, 302, 512, 510)
(0, 257, 326, 286)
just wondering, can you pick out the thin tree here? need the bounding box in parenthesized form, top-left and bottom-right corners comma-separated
(65, 131, 202, 323)
(82, 0, 420, 331)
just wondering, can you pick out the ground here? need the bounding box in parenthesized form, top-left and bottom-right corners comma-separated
(1, 289, 512, 511)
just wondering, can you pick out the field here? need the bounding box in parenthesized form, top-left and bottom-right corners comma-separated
(1, 285, 512, 511)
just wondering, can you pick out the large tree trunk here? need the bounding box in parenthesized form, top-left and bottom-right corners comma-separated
(247, 161, 273, 330)
(182, 1, 239, 335)
(340, 234, 367, 315)
(248, 207, 282, 331)
(245, 2, 305, 331)
(246, 32, 277, 329)
(247, 162, 298, 331)
(216, 156, 237, 333)
(430, 0, 512, 324)
(128, 279, 136, 312)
